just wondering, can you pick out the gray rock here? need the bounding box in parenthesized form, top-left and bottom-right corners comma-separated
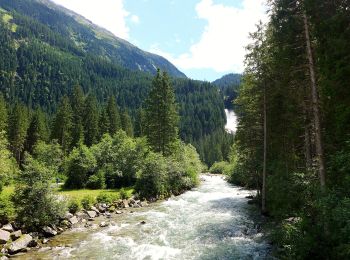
(105, 212, 111, 218)
(10, 230, 22, 241)
(42, 226, 57, 237)
(122, 200, 129, 208)
(76, 212, 89, 220)
(97, 204, 106, 213)
(116, 210, 123, 214)
(140, 201, 149, 207)
(129, 198, 136, 205)
(86, 211, 97, 218)
(0, 229, 11, 244)
(2, 224, 14, 233)
(42, 238, 49, 244)
(0, 256, 9, 260)
(140, 221, 146, 225)
(99, 222, 109, 227)
(69, 216, 78, 225)
(90, 206, 100, 214)
(64, 212, 74, 220)
(8, 234, 33, 254)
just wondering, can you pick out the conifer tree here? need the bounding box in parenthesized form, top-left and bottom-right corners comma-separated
(106, 96, 121, 135)
(70, 85, 85, 147)
(25, 109, 48, 153)
(83, 94, 99, 146)
(51, 96, 73, 153)
(8, 103, 28, 163)
(0, 94, 8, 133)
(145, 69, 179, 155)
(99, 108, 110, 138)
(120, 109, 134, 137)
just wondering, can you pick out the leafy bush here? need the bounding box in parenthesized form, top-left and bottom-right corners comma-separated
(0, 192, 15, 223)
(86, 170, 106, 189)
(80, 195, 94, 210)
(67, 199, 80, 214)
(209, 161, 230, 174)
(96, 192, 119, 204)
(64, 144, 96, 189)
(13, 154, 65, 230)
(119, 188, 129, 200)
(92, 133, 148, 188)
(135, 152, 169, 199)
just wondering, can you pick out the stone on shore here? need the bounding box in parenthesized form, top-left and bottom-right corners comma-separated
(8, 234, 33, 255)
(69, 216, 79, 225)
(0, 229, 10, 244)
(87, 211, 97, 218)
(2, 224, 14, 233)
(99, 222, 109, 227)
(42, 226, 57, 237)
(10, 230, 22, 241)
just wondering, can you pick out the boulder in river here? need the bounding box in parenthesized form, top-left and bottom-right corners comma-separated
(10, 230, 22, 241)
(90, 206, 100, 215)
(42, 226, 57, 237)
(0, 229, 10, 244)
(8, 234, 33, 254)
(122, 200, 129, 208)
(116, 210, 122, 214)
(99, 222, 109, 227)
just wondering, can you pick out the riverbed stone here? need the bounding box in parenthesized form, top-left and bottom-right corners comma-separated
(8, 234, 33, 254)
(97, 204, 106, 213)
(76, 212, 89, 220)
(69, 216, 78, 225)
(10, 230, 22, 241)
(2, 224, 14, 233)
(140, 201, 148, 207)
(90, 206, 100, 214)
(87, 211, 97, 218)
(64, 212, 73, 220)
(0, 229, 10, 244)
(116, 210, 122, 214)
(42, 226, 57, 237)
(99, 222, 108, 227)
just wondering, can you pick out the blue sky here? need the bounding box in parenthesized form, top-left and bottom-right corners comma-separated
(52, 0, 267, 81)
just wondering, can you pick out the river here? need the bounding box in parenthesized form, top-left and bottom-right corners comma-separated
(20, 175, 270, 260)
(225, 109, 238, 133)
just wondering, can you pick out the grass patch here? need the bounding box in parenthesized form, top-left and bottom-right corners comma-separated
(56, 187, 134, 201)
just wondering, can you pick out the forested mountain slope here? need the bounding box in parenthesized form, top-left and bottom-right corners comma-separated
(212, 73, 241, 109)
(0, 0, 229, 165)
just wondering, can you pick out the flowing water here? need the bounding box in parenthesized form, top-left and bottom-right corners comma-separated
(20, 175, 270, 260)
(225, 109, 238, 133)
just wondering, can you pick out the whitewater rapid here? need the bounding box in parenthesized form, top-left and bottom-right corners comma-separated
(20, 175, 270, 259)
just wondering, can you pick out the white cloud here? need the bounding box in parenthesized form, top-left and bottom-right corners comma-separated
(151, 0, 268, 73)
(130, 15, 140, 24)
(52, 0, 131, 39)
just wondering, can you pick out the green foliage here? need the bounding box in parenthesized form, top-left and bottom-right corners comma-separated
(136, 152, 169, 199)
(0, 131, 17, 191)
(96, 192, 119, 204)
(209, 161, 230, 174)
(80, 195, 94, 210)
(32, 140, 63, 174)
(0, 94, 8, 133)
(12, 154, 65, 230)
(64, 144, 97, 189)
(86, 170, 106, 190)
(67, 199, 80, 214)
(119, 188, 129, 200)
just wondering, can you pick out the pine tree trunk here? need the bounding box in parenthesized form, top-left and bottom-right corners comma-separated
(262, 83, 267, 214)
(303, 11, 326, 188)
(303, 86, 312, 170)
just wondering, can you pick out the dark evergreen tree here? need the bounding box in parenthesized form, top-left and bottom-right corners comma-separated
(25, 109, 48, 153)
(98, 108, 110, 138)
(83, 94, 99, 146)
(51, 96, 73, 153)
(145, 69, 179, 155)
(70, 85, 85, 147)
(8, 103, 28, 163)
(0, 94, 8, 133)
(106, 96, 121, 135)
(120, 110, 134, 137)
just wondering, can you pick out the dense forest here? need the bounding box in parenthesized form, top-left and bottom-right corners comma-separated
(212, 0, 350, 258)
(0, 0, 231, 166)
(212, 73, 241, 109)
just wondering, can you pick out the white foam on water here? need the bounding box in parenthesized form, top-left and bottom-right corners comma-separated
(129, 244, 181, 260)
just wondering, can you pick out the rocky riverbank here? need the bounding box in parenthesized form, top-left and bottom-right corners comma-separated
(0, 197, 149, 259)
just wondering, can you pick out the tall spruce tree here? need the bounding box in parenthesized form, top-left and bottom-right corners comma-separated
(120, 109, 134, 137)
(145, 69, 179, 156)
(70, 85, 85, 147)
(25, 109, 48, 153)
(83, 94, 99, 146)
(51, 96, 73, 153)
(106, 96, 121, 135)
(0, 94, 8, 133)
(8, 103, 28, 163)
